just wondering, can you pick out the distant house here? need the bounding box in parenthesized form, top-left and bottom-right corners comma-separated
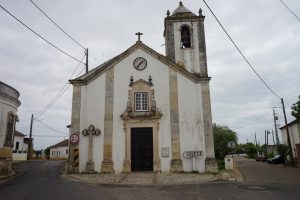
(0, 81, 21, 174)
(12, 131, 28, 160)
(49, 139, 69, 160)
(280, 119, 300, 167)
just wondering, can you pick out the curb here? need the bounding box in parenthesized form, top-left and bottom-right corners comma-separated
(63, 173, 220, 186)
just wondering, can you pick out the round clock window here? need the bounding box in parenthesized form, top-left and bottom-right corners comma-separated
(133, 57, 147, 71)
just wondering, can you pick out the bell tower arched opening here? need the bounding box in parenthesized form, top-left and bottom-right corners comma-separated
(180, 25, 191, 48)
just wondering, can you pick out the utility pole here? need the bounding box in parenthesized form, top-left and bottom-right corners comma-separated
(266, 130, 269, 146)
(265, 130, 267, 145)
(27, 114, 33, 160)
(272, 108, 280, 145)
(272, 130, 275, 145)
(85, 48, 89, 74)
(281, 98, 294, 165)
(254, 133, 257, 147)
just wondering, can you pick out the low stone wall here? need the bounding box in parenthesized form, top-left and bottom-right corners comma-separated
(0, 158, 12, 175)
(0, 147, 13, 175)
(13, 153, 27, 161)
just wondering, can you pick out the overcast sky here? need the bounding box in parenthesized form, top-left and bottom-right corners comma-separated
(1, 0, 299, 149)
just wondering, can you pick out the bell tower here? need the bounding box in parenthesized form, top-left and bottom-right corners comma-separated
(164, 2, 218, 173)
(164, 2, 207, 76)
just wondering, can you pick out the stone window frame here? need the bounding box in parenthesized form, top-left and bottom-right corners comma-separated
(134, 92, 149, 112)
(180, 24, 193, 49)
(121, 78, 162, 120)
(4, 112, 16, 148)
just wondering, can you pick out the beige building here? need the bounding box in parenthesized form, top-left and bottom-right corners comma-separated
(0, 81, 21, 175)
(68, 2, 217, 173)
(280, 119, 300, 167)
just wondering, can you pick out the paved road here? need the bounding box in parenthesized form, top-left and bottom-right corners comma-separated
(0, 161, 112, 200)
(235, 156, 300, 184)
(0, 160, 300, 200)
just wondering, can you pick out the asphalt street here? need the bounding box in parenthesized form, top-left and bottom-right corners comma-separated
(0, 160, 299, 200)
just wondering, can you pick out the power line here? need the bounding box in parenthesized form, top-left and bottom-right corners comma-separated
(32, 135, 66, 138)
(12, 68, 52, 87)
(76, 66, 86, 77)
(34, 85, 70, 118)
(35, 120, 68, 135)
(279, 0, 300, 21)
(28, 0, 86, 50)
(236, 102, 282, 130)
(0, 4, 85, 64)
(202, 0, 281, 100)
(34, 54, 85, 118)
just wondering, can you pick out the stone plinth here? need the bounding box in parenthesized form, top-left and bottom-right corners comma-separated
(102, 160, 114, 173)
(205, 158, 218, 173)
(123, 160, 131, 172)
(85, 160, 95, 173)
(170, 159, 183, 172)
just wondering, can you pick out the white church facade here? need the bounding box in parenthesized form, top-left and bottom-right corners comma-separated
(68, 2, 217, 173)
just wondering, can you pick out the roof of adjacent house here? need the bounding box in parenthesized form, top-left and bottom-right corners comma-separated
(50, 139, 69, 149)
(69, 41, 210, 85)
(14, 131, 26, 137)
(279, 118, 300, 129)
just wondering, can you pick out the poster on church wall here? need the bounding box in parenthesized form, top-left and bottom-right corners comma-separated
(161, 147, 170, 157)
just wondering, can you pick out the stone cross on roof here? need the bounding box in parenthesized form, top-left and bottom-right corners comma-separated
(135, 32, 143, 42)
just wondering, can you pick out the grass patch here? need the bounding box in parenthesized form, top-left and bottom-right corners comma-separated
(217, 159, 225, 171)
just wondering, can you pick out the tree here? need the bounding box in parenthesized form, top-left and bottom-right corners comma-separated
(291, 95, 300, 119)
(44, 147, 50, 156)
(213, 123, 238, 159)
(243, 142, 257, 158)
(235, 143, 246, 154)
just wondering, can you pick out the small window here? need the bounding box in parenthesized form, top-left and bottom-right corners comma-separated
(181, 25, 191, 48)
(135, 93, 148, 111)
(15, 142, 19, 150)
(66, 149, 68, 154)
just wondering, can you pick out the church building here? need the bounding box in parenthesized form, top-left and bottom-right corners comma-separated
(68, 2, 217, 173)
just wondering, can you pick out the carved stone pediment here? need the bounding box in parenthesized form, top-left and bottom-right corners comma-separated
(121, 78, 162, 120)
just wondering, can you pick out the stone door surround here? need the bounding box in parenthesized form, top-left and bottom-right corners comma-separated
(123, 120, 160, 172)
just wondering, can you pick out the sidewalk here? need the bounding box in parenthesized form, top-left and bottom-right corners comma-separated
(64, 172, 225, 185)
(0, 171, 15, 181)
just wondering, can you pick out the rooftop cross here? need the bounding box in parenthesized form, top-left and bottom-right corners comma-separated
(135, 32, 143, 42)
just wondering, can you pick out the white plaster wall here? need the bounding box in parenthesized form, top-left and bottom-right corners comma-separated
(290, 124, 300, 157)
(173, 21, 200, 73)
(22, 143, 28, 152)
(113, 48, 172, 172)
(50, 146, 68, 159)
(292, 124, 300, 144)
(0, 101, 17, 147)
(13, 135, 24, 151)
(281, 123, 300, 158)
(281, 129, 287, 145)
(177, 74, 205, 172)
(79, 74, 106, 172)
(12, 153, 27, 160)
